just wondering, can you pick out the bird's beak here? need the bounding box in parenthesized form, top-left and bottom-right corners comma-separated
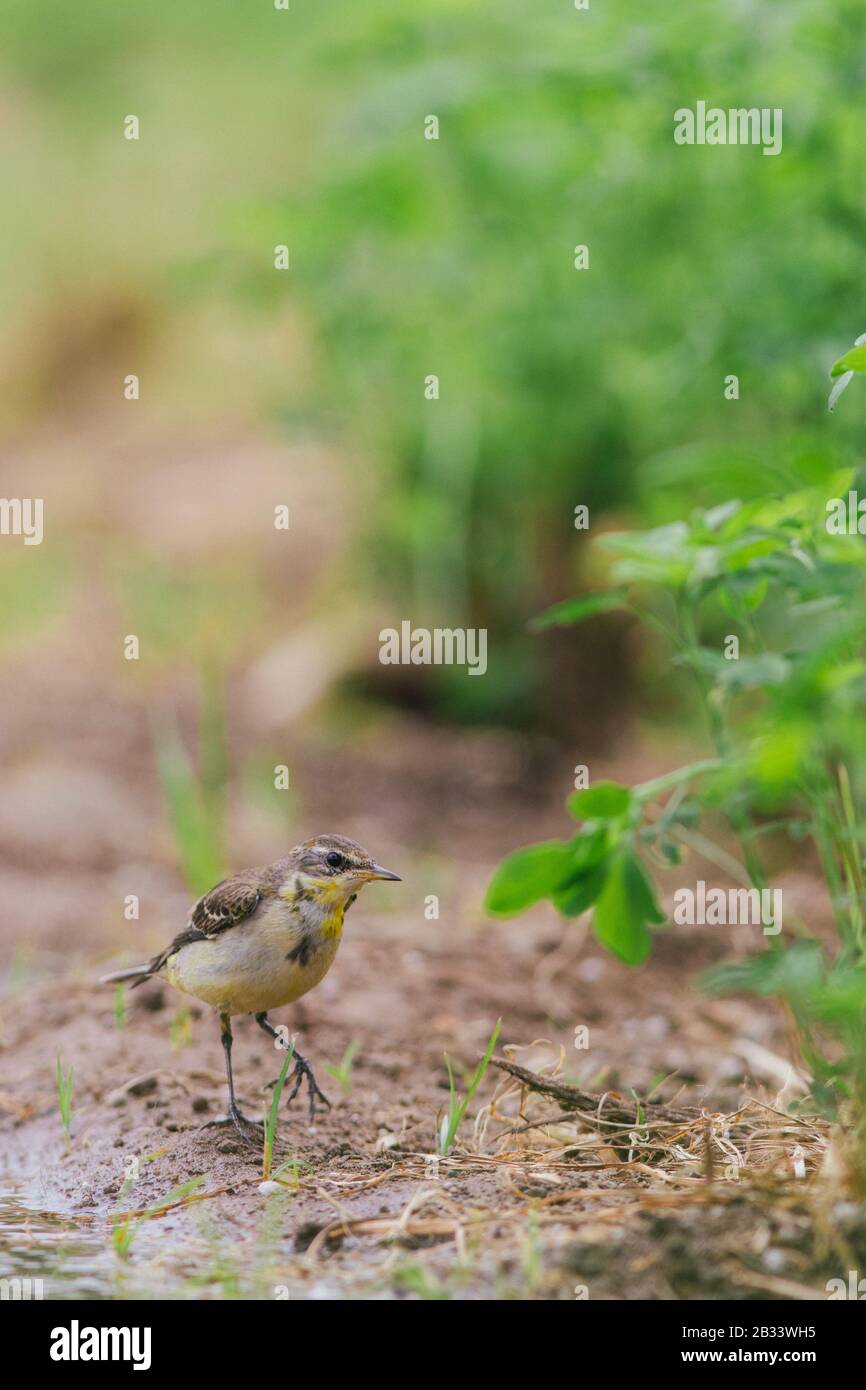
(367, 863, 402, 882)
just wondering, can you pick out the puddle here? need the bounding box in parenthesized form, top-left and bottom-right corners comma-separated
(0, 1188, 114, 1299)
(0, 1186, 220, 1300)
(0, 1182, 312, 1300)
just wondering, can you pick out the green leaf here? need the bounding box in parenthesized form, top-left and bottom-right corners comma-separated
(552, 860, 610, 917)
(567, 826, 611, 868)
(568, 781, 633, 820)
(719, 576, 768, 615)
(529, 592, 627, 632)
(750, 724, 810, 790)
(816, 966, 866, 1022)
(701, 500, 742, 532)
(701, 955, 778, 997)
(591, 851, 661, 966)
(598, 522, 702, 587)
(484, 841, 572, 916)
(830, 344, 866, 378)
(716, 652, 790, 690)
(721, 535, 784, 573)
(626, 853, 667, 925)
(701, 940, 824, 999)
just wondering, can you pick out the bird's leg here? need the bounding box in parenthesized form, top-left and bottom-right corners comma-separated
(255, 1011, 284, 1046)
(287, 1051, 332, 1120)
(255, 1012, 331, 1121)
(201, 1012, 262, 1144)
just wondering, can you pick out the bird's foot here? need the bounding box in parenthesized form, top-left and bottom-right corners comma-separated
(287, 1052, 331, 1120)
(200, 1102, 263, 1146)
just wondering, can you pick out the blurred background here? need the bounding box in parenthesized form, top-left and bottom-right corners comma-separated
(0, 0, 863, 992)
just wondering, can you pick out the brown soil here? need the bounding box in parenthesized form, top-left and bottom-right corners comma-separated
(2, 709, 862, 1301)
(0, 421, 860, 1302)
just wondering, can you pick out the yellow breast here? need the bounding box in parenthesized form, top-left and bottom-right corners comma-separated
(165, 897, 344, 1016)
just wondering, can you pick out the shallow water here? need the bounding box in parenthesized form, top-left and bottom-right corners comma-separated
(0, 1181, 308, 1301)
(0, 1185, 222, 1301)
(0, 1188, 114, 1300)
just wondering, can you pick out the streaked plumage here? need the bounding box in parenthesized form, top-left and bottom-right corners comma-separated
(100, 834, 400, 1138)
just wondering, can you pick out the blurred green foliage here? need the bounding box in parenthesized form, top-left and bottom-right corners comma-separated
(110, 554, 263, 674)
(0, 547, 71, 649)
(242, 0, 866, 720)
(2, 0, 865, 726)
(153, 667, 230, 896)
(487, 476, 866, 1167)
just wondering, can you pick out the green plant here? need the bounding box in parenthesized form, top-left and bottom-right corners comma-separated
(390, 1262, 451, 1301)
(438, 1019, 501, 1156)
(113, 983, 125, 1030)
(829, 332, 866, 412)
(323, 1040, 359, 1096)
(153, 668, 229, 897)
(270, 1155, 308, 1190)
(112, 1177, 205, 1261)
(55, 1056, 73, 1150)
(486, 475, 866, 1177)
(111, 1216, 137, 1260)
(192, 2, 856, 727)
(262, 1041, 296, 1181)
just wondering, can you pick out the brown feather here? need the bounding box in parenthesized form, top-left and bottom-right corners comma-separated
(131, 869, 273, 987)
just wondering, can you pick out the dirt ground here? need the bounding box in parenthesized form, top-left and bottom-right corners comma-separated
(3, 710, 863, 1301)
(1, 420, 863, 1302)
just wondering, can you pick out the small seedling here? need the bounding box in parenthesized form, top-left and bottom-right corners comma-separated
(262, 1041, 296, 1181)
(438, 1018, 501, 1156)
(112, 1216, 136, 1260)
(391, 1262, 450, 1300)
(114, 983, 125, 1030)
(55, 1056, 73, 1150)
(112, 1177, 205, 1261)
(323, 1039, 359, 1096)
(6, 946, 33, 996)
(270, 1155, 308, 1190)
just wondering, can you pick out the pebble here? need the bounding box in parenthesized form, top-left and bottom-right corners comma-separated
(762, 1248, 787, 1272)
(127, 1076, 158, 1098)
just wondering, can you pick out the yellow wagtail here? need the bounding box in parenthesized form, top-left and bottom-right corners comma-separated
(101, 834, 400, 1139)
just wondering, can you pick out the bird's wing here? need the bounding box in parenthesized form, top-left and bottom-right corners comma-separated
(133, 873, 268, 985)
(189, 876, 264, 938)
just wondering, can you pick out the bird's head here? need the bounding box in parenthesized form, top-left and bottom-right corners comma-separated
(287, 834, 401, 908)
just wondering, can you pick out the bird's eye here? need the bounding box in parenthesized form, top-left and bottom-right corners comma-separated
(326, 851, 344, 869)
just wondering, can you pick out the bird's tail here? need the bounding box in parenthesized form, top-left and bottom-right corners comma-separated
(99, 964, 152, 986)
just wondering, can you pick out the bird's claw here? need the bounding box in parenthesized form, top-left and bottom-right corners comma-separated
(286, 1052, 331, 1120)
(200, 1104, 263, 1146)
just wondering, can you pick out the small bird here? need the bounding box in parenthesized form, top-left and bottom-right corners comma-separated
(101, 834, 400, 1140)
